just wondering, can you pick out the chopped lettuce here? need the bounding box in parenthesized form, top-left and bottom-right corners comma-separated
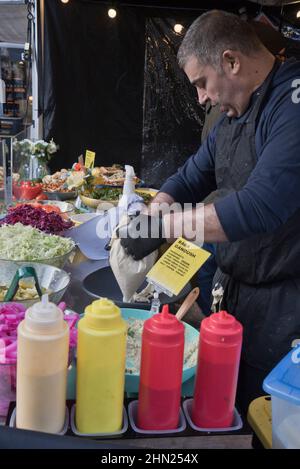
(0, 223, 75, 260)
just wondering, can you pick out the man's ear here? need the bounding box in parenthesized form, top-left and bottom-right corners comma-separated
(222, 50, 240, 75)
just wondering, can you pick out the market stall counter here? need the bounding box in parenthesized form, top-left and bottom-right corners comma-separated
(60, 256, 253, 449)
(0, 255, 253, 448)
(4, 398, 252, 449)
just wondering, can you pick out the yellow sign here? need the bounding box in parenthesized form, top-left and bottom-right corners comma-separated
(147, 237, 211, 296)
(85, 150, 96, 169)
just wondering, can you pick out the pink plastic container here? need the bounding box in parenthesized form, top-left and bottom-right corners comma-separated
(0, 363, 16, 418)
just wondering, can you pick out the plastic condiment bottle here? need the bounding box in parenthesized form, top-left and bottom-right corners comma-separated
(137, 304, 184, 430)
(76, 298, 127, 434)
(192, 310, 243, 428)
(16, 295, 69, 433)
(118, 164, 136, 209)
(150, 291, 160, 315)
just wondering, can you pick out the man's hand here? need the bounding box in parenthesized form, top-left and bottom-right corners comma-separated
(116, 212, 165, 260)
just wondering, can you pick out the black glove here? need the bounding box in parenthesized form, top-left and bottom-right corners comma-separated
(116, 212, 165, 260)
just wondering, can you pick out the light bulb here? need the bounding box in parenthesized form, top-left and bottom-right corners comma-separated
(108, 8, 117, 19)
(174, 24, 184, 34)
(297, 10, 300, 18)
(61, 0, 69, 4)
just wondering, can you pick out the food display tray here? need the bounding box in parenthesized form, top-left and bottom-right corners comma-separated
(5, 399, 250, 442)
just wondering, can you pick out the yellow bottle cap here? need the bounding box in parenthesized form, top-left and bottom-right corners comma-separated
(84, 298, 124, 330)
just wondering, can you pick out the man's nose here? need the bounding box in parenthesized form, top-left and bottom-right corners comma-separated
(197, 88, 208, 106)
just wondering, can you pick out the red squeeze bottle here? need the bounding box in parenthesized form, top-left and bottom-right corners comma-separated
(192, 310, 243, 428)
(137, 305, 184, 430)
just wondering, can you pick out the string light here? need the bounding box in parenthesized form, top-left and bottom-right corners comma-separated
(174, 23, 184, 34)
(297, 10, 300, 18)
(108, 8, 117, 19)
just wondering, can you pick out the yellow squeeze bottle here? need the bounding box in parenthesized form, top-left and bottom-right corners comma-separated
(75, 298, 127, 434)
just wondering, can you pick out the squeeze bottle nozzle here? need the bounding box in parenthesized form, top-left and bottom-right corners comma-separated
(118, 165, 136, 210)
(25, 294, 64, 334)
(162, 304, 170, 318)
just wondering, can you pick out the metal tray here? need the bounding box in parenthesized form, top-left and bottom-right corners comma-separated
(83, 266, 191, 309)
(43, 191, 77, 201)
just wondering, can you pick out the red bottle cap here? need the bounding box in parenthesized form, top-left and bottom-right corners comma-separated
(143, 304, 184, 346)
(200, 310, 243, 345)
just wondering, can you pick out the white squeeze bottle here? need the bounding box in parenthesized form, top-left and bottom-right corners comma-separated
(16, 295, 69, 433)
(118, 165, 136, 210)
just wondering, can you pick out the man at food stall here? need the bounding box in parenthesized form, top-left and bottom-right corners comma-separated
(117, 10, 300, 417)
(197, 20, 287, 317)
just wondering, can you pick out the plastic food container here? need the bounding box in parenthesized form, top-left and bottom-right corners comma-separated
(9, 406, 69, 435)
(0, 363, 16, 418)
(43, 191, 77, 201)
(263, 344, 300, 448)
(37, 200, 75, 214)
(128, 400, 186, 434)
(70, 404, 128, 437)
(183, 399, 243, 432)
(12, 182, 42, 201)
(69, 213, 101, 227)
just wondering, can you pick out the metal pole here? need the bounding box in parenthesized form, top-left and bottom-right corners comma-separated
(30, 0, 43, 140)
(2, 136, 12, 207)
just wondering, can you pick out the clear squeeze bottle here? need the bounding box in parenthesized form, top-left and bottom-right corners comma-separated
(76, 298, 127, 434)
(16, 295, 69, 433)
(137, 305, 184, 430)
(192, 310, 243, 428)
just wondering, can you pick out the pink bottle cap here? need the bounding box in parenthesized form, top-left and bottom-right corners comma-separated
(143, 305, 184, 345)
(200, 310, 243, 345)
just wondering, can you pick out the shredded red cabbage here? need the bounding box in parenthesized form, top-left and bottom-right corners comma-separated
(0, 205, 74, 235)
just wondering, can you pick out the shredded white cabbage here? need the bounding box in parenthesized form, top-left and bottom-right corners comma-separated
(0, 223, 75, 261)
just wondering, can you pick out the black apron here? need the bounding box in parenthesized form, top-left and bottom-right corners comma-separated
(213, 61, 300, 371)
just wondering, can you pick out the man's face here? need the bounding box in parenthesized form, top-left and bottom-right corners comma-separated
(183, 55, 248, 118)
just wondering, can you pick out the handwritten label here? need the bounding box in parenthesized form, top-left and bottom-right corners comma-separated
(147, 237, 211, 296)
(85, 150, 95, 169)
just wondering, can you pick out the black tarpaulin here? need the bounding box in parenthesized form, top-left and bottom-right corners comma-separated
(44, 1, 145, 172)
(43, 1, 204, 184)
(140, 17, 204, 188)
(43, 1, 300, 185)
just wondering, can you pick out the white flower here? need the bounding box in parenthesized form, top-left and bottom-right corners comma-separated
(14, 138, 58, 160)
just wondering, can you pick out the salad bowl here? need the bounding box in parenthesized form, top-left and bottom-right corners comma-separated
(0, 261, 70, 308)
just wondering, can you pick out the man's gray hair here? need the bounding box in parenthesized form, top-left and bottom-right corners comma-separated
(178, 10, 264, 70)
